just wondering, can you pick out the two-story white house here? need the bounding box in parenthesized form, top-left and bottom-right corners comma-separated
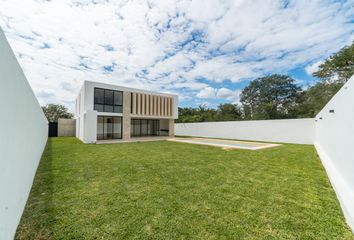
(75, 81, 178, 143)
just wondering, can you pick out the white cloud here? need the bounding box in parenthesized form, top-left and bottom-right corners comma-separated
(0, 0, 353, 110)
(197, 87, 241, 104)
(216, 88, 241, 104)
(197, 87, 216, 99)
(305, 60, 323, 75)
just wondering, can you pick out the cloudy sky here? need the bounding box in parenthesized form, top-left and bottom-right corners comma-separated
(0, 0, 353, 111)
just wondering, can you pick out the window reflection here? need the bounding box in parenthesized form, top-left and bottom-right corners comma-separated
(94, 88, 123, 113)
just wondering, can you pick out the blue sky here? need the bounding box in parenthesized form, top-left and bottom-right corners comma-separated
(0, 0, 353, 110)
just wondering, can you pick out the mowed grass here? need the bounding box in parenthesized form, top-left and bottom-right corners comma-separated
(16, 137, 352, 239)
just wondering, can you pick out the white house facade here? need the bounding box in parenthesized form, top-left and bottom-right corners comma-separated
(75, 81, 178, 143)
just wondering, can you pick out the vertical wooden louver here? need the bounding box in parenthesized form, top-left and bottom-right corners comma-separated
(137, 93, 141, 115)
(131, 93, 173, 117)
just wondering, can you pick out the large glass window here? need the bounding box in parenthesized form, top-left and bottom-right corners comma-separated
(141, 120, 148, 136)
(94, 88, 123, 113)
(131, 119, 160, 137)
(147, 120, 154, 136)
(155, 120, 160, 135)
(97, 116, 122, 140)
(104, 117, 113, 139)
(113, 117, 122, 139)
(104, 90, 114, 105)
(130, 119, 135, 136)
(97, 116, 104, 140)
(131, 119, 141, 137)
(94, 89, 104, 104)
(114, 91, 123, 105)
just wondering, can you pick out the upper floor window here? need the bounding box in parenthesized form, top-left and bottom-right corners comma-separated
(94, 88, 123, 113)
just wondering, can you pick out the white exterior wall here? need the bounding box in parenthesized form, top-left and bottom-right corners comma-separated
(58, 119, 76, 137)
(175, 76, 354, 231)
(83, 110, 97, 143)
(75, 84, 86, 141)
(314, 76, 354, 232)
(175, 118, 315, 144)
(0, 28, 48, 239)
(75, 81, 178, 143)
(81, 81, 179, 119)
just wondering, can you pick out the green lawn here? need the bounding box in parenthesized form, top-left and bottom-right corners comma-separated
(16, 137, 352, 239)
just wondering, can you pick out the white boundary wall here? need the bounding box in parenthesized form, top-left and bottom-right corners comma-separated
(0, 28, 48, 239)
(314, 75, 354, 232)
(175, 118, 315, 144)
(175, 76, 354, 232)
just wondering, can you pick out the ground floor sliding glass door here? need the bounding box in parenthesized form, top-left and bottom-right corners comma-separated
(97, 116, 122, 140)
(131, 119, 159, 137)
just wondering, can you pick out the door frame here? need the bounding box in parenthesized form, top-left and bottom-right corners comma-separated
(97, 116, 123, 140)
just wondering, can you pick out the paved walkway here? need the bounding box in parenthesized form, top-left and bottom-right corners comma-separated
(96, 136, 173, 144)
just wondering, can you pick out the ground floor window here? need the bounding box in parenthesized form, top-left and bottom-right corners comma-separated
(97, 116, 122, 140)
(131, 119, 160, 137)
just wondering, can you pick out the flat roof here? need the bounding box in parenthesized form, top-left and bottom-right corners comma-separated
(83, 80, 178, 98)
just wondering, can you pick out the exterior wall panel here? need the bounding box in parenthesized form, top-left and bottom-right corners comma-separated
(132, 93, 136, 114)
(157, 96, 161, 116)
(154, 96, 157, 116)
(75, 81, 178, 143)
(122, 91, 131, 140)
(175, 119, 315, 144)
(168, 119, 174, 136)
(141, 94, 145, 115)
(58, 119, 76, 137)
(0, 28, 48, 240)
(137, 93, 141, 115)
(162, 97, 165, 116)
(315, 75, 354, 232)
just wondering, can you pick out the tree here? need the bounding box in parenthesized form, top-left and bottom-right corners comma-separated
(176, 104, 242, 123)
(42, 104, 73, 122)
(295, 42, 354, 118)
(313, 41, 354, 83)
(296, 81, 343, 118)
(216, 103, 242, 121)
(240, 74, 301, 120)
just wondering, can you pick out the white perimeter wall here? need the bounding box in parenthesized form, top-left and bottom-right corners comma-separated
(314, 75, 354, 231)
(175, 76, 354, 231)
(175, 118, 315, 144)
(0, 28, 48, 239)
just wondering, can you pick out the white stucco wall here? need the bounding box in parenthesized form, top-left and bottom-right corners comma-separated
(83, 110, 97, 143)
(314, 76, 354, 232)
(175, 118, 315, 144)
(79, 81, 179, 119)
(58, 119, 76, 137)
(75, 81, 179, 143)
(0, 28, 48, 239)
(75, 83, 86, 141)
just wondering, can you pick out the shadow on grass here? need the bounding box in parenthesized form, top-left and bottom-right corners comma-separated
(15, 138, 55, 240)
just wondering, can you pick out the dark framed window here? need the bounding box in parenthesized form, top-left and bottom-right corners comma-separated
(94, 88, 123, 113)
(141, 120, 148, 136)
(105, 90, 114, 105)
(131, 119, 160, 137)
(97, 116, 122, 140)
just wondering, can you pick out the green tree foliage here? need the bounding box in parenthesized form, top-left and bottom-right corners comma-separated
(313, 42, 354, 83)
(240, 74, 301, 120)
(176, 42, 354, 122)
(296, 81, 344, 118)
(176, 103, 242, 123)
(42, 104, 73, 122)
(217, 103, 243, 121)
(177, 105, 217, 123)
(296, 42, 354, 117)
